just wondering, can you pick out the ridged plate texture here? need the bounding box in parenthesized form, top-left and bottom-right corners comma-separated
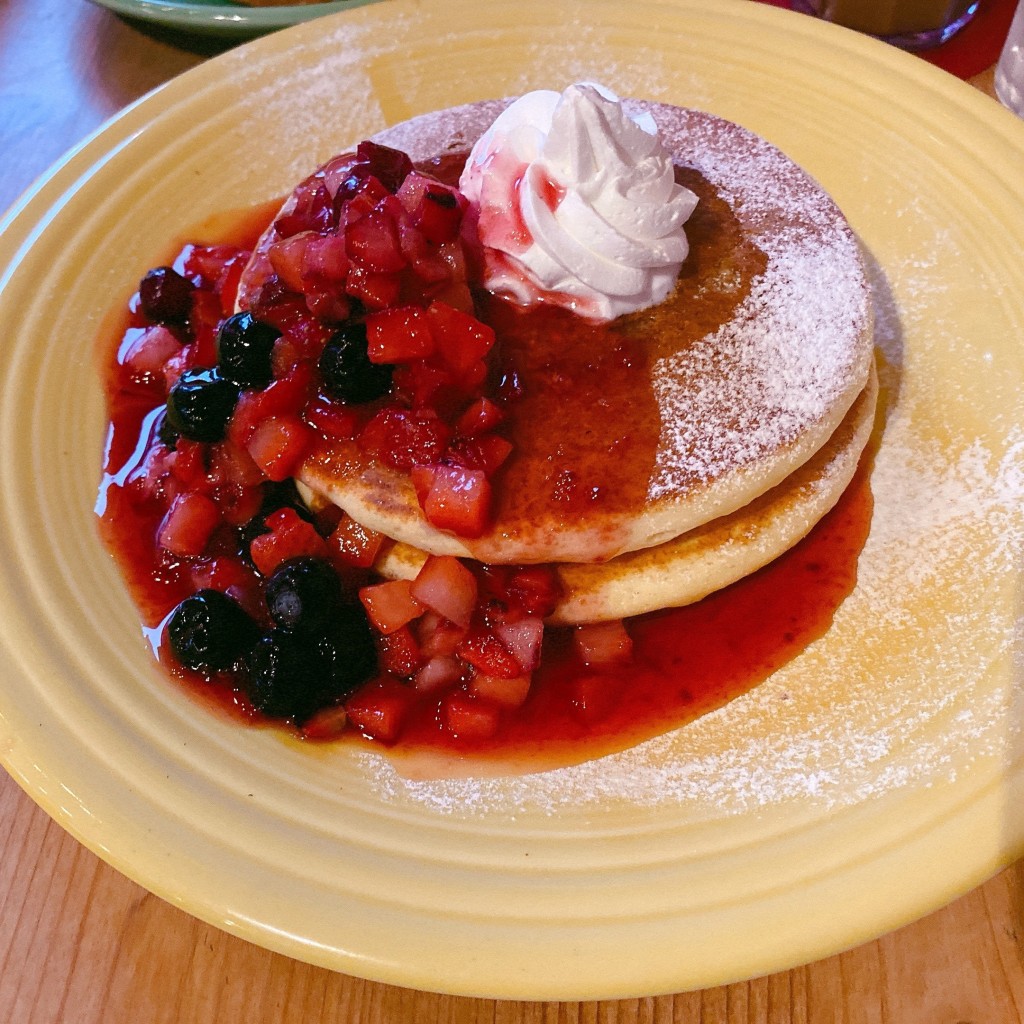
(1, 0, 1024, 999)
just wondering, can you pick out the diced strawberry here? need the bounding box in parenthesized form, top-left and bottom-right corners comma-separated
(456, 631, 521, 679)
(119, 325, 182, 377)
(359, 579, 424, 634)
(409, 555, 477, 628)
(396, 171, 467, 244)
(344, 264, 401, 310)
(442, 691, 500, 740)
(249, 506, 330, 577)
(413, 654, 463, 692)
(505, 566, 562, 618)
(274, 178, 333, 237)
(469, 673, 531, 709)
(301, 231, 349, 283)
(157, 492, 221, 557)
(346, 198, 408, 273)
(345, 677, 415, 743)
(444, 435, 513, 476)
(217, 252, 248, 315)
(169, 439, 208, 489)
(411, 464, 492, 538)
(229, 366, 315, 447)
(300, 705, 349, 741)
(574, 620, 633, 666)
(304, 395, 361, 440)
(303, 285, 352, 323)
(245, 414, 314, 482)
(327, 514, 385, 569)
(357, 407, 451, 472)
(425, 301, 495, 375)
(376, 624, 423, 677)
(365, 306, 436, 364)
(209, 439, 266, 490)
(455, 397, 505, 437)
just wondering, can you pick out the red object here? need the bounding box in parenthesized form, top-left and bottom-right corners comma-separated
(756, 0, 1015, 78)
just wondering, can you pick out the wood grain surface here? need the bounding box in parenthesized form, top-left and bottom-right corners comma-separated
(2, 2, 1023, 1020)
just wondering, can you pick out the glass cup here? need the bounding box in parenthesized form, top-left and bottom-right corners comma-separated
(791, 0, 981, 49)
(995, 0, 1024, 117)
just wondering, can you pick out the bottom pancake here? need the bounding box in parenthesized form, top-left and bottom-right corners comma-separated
(373, 363, 878, 624)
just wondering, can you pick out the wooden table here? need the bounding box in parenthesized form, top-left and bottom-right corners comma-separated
(2, 2, 1022, 1020)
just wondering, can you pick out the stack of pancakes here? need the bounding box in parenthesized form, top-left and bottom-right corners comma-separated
(241, 99, 876, 625)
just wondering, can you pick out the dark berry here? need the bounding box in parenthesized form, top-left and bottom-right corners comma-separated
(216, 311, 281, 389)
(245, 609, 376, 722)
(318, 322, 392, 404)
(167, 589, 259, 672)
(138, 266, 195, 325)
(156, 409, 179, 450)
(166, 367, 240, 443)
(355, 141, 414, 192)
(265, 557, 345, 632)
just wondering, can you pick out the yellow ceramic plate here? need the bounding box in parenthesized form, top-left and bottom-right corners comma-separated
(2, 0, 1024, 1000)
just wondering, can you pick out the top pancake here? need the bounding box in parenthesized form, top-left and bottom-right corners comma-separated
(241, 99, 873, 565)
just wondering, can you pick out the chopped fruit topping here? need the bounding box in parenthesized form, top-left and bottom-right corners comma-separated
(244, 414, 314, 482)
(574, 620, 633, 665)
(442, 692, 501, 740)
(409, 555, 478, 628)
(456, 630, 522, 679)
(138, 265, 195, 325)
(357, 407, 451, 472)
(248, 507, 330, 577)
(411, 464, 492, 538)
(119, 325, 182, 378)
(167, 589, 259, 672)
(345, 676, 416, 744)
(327, 514, 384, 568)
(365, 306, 436, 364)
(377, 625, 423, 677)
(359, 579, 424, 635)
(158, 491, 221, 558)
(469, 673, 531, 709)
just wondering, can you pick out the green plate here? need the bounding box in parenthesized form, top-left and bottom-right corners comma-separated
(87, 0, 382, 37)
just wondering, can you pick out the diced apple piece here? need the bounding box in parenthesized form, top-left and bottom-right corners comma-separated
(300, 705, 349, 741)
(469, 672, 531, 709)
(574, 619, 633, 666)
(119, 325, 181, 376)
(414, 654, 464, 693)
(493, 616, 545, 673)
(409, 555, 477, 628)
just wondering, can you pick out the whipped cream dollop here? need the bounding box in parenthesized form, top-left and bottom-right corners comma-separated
(459, 83, 699, 322)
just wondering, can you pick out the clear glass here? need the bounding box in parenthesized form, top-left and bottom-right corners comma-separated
(792, 0, 980, 49)
(995, 0, 1024, 117)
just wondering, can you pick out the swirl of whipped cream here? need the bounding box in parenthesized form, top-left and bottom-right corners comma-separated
(459, 83, 699, 322)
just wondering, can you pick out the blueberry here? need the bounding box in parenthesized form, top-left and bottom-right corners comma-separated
(166, 367, 240, 443)
(216, 311, 281, 390)
(245, 609, 376, 722)
(139, 266, 195, 325)
(156, 408, 179, 450)
(265, 557, 346, 632)
(318, 322, 392, 404)
(167, 589, 259, 672)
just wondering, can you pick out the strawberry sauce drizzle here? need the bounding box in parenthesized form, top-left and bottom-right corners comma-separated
(95, 195, 872, 772)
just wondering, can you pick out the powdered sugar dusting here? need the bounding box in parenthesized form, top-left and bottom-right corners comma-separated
(642, 105, 872, 502)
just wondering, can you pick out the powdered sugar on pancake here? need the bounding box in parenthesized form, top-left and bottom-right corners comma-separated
(641, 104, 871, 504)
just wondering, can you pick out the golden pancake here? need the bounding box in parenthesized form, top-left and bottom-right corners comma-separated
(240, 99, 873, 565)
(371, 363, 876, 623)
